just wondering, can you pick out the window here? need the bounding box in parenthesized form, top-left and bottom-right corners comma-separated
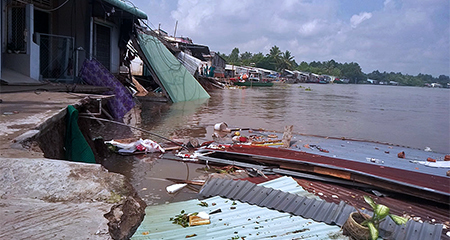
(7, 7, 26, 53)
(94, 24, 111, 70)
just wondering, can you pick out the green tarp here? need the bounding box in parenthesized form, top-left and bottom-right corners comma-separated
(135, 32, 210, 103)
(102, 0, 148, 19)
(64, 105, 96, 163)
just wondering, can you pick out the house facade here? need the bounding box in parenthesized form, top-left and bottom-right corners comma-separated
(1, 0, 147, 83)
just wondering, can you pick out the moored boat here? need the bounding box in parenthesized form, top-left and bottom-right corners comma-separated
(234, 77, 274, 87)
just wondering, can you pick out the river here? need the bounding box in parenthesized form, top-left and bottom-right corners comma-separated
(141, 84, 449, 154)
(104, 83, 449, 205)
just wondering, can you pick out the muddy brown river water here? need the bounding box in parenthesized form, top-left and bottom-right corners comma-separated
(103, 84, 449, 205)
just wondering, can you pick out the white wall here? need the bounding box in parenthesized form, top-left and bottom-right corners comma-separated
(0, 0, 3, 80)
(27, 4, 39, 80)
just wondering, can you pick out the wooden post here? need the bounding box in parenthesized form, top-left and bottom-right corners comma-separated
(281, 125, 293, 148)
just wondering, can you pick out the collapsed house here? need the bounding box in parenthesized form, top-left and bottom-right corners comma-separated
(1, 0, 212, 105)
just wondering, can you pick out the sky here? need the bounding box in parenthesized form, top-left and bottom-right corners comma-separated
(131, 0, 449, 77)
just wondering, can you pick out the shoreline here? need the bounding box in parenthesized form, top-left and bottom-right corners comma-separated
(0, 91, 146, 239)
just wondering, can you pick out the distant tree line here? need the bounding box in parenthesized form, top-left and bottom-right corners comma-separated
(219, 46, 449, 86)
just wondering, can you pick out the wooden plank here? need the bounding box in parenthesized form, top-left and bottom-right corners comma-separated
(314, 166, 351, 180)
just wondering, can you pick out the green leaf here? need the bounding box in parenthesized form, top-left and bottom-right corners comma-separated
(364, 196, 376, 209)
(389, 214, 408, 225)
(374, 204, 390, 220)
(367, 222, 379, 240)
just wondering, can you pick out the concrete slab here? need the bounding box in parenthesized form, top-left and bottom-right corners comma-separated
(0, 157, 136, 240)
(0, 68, 44, 85)
(0, 92, 95, 158)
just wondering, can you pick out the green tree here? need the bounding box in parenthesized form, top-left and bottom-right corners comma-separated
(253, 52, 272, 70)
(229, 47, 240, 65)
(267, 45, 282, 71)
(341, 62, 366, 83)
(437, 75, 450, 85)
(241, 51, 253, 66)
(279, 50, 295, 72)
(297, 61, 309, 72)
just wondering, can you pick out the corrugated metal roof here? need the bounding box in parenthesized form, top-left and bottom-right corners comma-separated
(198, 177, 444, 240)
(131, 176, 444, 240)
(199, 177, 353, 226)
(243, 175, 449, 232)
(131, 176, 346, 240)
(133, 32, 210, 103)
(102, 0, 148, 19)
(293, 178, 450, 226)
(211, 144, 449, 204)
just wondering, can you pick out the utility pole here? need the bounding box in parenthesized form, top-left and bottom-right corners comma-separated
(173, 20, 178, 37)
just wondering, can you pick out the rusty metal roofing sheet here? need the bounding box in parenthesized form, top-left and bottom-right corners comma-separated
(198, 177, 444, 240)
(210, 145, 449, 205)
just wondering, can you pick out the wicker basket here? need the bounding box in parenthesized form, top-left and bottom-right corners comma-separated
(342, 212, 371, 240)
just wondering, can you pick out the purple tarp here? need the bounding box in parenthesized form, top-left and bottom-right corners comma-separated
(79, 59, 135, 120)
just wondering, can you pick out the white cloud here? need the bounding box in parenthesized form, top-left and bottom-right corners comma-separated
(299, 20, 319, 36)
(350, 12, 373, 28)
(133, 0, 450, 76)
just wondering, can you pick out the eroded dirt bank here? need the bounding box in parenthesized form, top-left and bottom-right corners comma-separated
(0, 91, 146, 239)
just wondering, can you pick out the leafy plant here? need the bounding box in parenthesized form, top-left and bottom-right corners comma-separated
(360, 196, 408, 240)
(170, 210, 198, 228)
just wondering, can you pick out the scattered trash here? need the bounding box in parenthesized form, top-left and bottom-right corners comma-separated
(214, 122, 231, 132)
(445, 155, 450, 161)
(308, 144, 329, 153)
(105, 138, 165, 154)
(411, 160, 450, 168)
(371, 190, 386, 197)
(189, 214, 210, 226)
(427, 157, 436, 162)
(424, 147, 432, 152)
(232, 135, 248, 143)
(209, 209, 222, 214)
(196, 211, 210, 220)
(170, 210, 191, 228)
(169, 210, 210, 227)
(397, 151, 405, 158)
(166, 183, 187, 193)
(366, 158, 384, 164)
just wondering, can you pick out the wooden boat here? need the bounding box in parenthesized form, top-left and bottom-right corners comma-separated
(234, 77, 274, 87)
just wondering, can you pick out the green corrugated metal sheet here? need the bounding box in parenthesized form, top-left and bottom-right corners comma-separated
(136, 33, 210, 103)
(131, 177, 347, 240)
(102, 0, 147, 19)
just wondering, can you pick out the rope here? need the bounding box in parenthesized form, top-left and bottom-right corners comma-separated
(79, 115, 189, 150)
